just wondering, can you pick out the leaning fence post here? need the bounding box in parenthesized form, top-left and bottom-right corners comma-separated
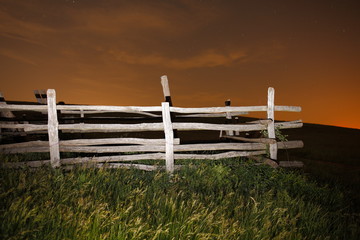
(47, 89, 60, 168)
(162, 102, 174, 173)
(267, 87, 277, 160)
(161, 75, 178, 138)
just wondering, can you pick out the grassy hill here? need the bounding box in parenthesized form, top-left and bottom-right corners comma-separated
(1, 164, 359, 239)
(280, 123, 360, 186)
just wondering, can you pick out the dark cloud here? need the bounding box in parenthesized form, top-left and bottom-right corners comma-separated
(0, 0, 359, 128)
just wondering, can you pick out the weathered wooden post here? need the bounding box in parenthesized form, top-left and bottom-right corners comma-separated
(0, 92, 16, 118)
(162, 102, 174, 173)
(40, 89, 47, 104)
(267, 87, 277, 160)
(34, 90, 42, 104)
(234, 117, 240, 136)
(219, 99, 233, 138)
(225, 99, 234, 136)
(0, 92, 18, 138)
(47, 89, 60, 168)
(160, 75, 178, 138)
(34, 90, 47, 104)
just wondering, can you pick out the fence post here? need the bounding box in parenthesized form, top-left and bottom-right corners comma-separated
(0, 92, 18, 138)
(234, 117, 240, 135)
(161, 75, 178, 138)
(225, 99, 234, 136)
(267, 87, 277, 160)
(162, 102, 174, 173)
(34, 90, 42, 104)
(219, 99, 234, 138)
(0, 92, 16, 118)
(34, 89, 47, 104)
(47, 89, 60, 168)
(40, 89, 47, 104)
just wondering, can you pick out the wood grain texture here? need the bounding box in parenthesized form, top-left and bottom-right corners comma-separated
(161, 75, 171, 97)
(47, 89, 60, 168)
(267, 87, 277, 160)
(162, 102, 174, 173)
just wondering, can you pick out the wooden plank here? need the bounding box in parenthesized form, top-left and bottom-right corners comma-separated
(56, 105, 162, 112)
(0, 120, 302, 133)
(59, 140, 302, 153)
(1, 140, 302, 154)
(274, 106, 301, 112)
(179, 112, 248, 118)
(60, 110, 161, 117)
(173, 122, 266, 131)
(277, 140, 304, 149)
(95, 163, 159, 171)
(162, 102, 174, 173)
(173, 150, 266, 160)
(0, 104, 161, 113)
(61, 153, 166, 165)
(60, 138, 180, 146)
(275, 120, 303, 129)
(58, 123, 165, 132)
(174, 142, 267, 151)
(0, 104, 301, 114)
(0, 104, 48, 112)
(246, 119, 272, 125)
(60, 145, 165, 153)
(170, 106, 268, 113)
(47, 89, 60, 168)
(170, 105, 301, 114)
(267, 87, 277, 160)
(279, 161, 304, 168)
(0, 138, 180, 150)
(222, 135, 277, 144)
(247, 155, 279, 168)
(0, 123, 41, 130)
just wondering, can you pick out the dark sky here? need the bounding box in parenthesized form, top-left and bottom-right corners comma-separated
(1, 0, 359, 129)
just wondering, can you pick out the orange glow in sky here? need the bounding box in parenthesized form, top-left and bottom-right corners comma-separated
(0, 0, 359, 129)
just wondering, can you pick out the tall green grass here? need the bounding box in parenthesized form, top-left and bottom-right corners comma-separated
(1, 163, 359, 239)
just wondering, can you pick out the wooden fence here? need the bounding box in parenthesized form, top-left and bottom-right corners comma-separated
(0, 88, 303, 172)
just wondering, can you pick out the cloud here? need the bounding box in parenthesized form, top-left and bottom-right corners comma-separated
(71, 9, 172, 35)
(0, 8, 57, 42)
(108, 49, 247, 69)
(0, 49, 38, 66)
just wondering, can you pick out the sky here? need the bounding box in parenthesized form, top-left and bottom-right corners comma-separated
(0, 0, 359, 129)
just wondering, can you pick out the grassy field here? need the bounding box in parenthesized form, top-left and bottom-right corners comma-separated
(1, 161, 359, 240)
(1, 117, 359, 239)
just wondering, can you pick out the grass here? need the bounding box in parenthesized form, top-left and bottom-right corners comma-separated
(1, 161, 359, 240)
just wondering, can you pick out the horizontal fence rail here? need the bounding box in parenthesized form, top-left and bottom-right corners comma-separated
(0, 88, 304, 172)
